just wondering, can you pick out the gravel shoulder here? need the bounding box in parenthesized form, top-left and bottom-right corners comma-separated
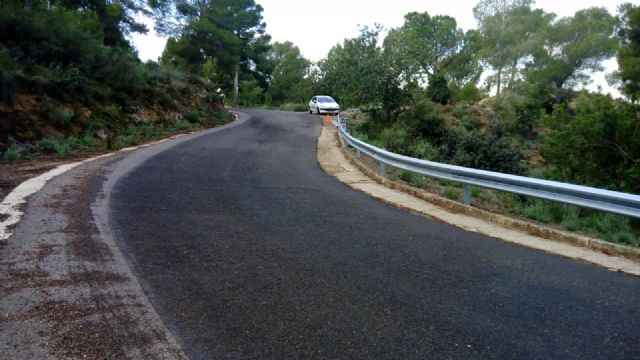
(0, 153, 187, 359)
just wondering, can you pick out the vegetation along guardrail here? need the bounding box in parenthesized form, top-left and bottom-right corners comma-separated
(337, 118, 640, 219)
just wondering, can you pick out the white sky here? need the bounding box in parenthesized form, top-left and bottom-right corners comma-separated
(131, 0, 640, 96)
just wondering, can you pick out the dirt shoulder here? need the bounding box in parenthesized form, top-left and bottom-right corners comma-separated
(0, 154, 187, 359)
(0, 154, 94, 201)
(317, 124, 640, 277)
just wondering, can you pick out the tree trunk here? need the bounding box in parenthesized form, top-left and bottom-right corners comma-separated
(555, 80, 564, 104)
(508, 59, 517, 88)
(496, 68, 502, 96)
(233, 64, 239, 103)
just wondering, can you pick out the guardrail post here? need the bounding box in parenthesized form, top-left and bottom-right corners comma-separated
(463, 185, 471, 205)
(356, 149, 361, 158)
(379, 162, 385, 177)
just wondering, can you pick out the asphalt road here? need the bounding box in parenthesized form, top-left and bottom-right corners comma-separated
(109, 109, 640, 359)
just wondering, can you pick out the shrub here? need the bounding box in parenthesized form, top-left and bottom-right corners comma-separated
(185, 111, 203, 124)
(399, 170, 426, 187)
(542, 93, 640, 193)
(2, 144, 20, 161)
(173, 120, 194, 131)
(397, 100, 448, 142)
(451, 82, 485, 104)
(380, 126, 412, 155)
(408, 139, 438, 160)
(35, 136, 90, 156)
(441, 127, 527, 175)
(444, 187, 461, 201)
(426, 74, 451, 105)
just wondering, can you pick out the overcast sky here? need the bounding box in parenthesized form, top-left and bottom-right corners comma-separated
(131, 0, 640, 95)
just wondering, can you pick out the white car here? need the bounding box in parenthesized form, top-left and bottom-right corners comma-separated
(308, 95, 340, 115)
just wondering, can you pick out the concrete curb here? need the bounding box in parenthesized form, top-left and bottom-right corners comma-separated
(333, 128, 640, 263)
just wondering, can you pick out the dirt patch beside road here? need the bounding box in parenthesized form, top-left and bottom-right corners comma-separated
(0, 154, 186, 359)
(0, 154, 98, 201)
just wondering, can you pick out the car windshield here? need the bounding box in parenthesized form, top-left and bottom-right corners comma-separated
(318, 96, 335, 103)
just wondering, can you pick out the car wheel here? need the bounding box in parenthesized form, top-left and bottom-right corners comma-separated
(316, 107, 321, 115)
(309, 107, 312, 114)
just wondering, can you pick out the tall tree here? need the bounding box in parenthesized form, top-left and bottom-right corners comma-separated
(616, 3, 640, 102)
(265, 41, 311, 105)
(320, 25, 387, 107)
(383, 12, 479, 104)
(155, 0, 271, 99)
(384, 13, 469, 84)
(526, 7, 618, 103)
(56, 0, 148, 47)
(473, 0, 547, 95)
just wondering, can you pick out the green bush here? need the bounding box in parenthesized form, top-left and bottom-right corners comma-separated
(542, 93, 640, 193)
(444, 187, 461, 201)
(408, 139, 438, 160)
(399, 170, 426, 187)
(451, 82, 485, 104)
(173, 120, 194, 131)
(35, 136, 95, 156)
(397, 100, 448, 142)
(2, 144, 20, 162)
(185, 111, 204, 124)
(380, 126, 412, 155)
(441, 126, 527, 175)
(426, 74, 451, 105)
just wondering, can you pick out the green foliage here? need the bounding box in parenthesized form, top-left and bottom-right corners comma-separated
(235, 79, 264, 106)
(380, 126, 412, 155)
(112, 124, 166, 149)
(444, 187, 461, 201)
(489, 90, 546, 137)
(474, 1, 550, 95)
(35, 135, 97, 156)
(320, 25, 389, 108)
(399, 170, 426, 187)
(384, 12, 479, 88)
(426, 74, 452, 105)
(526, 7, 618, 102)
(515, 199, 640, 246)
(616, 3, 640, 102)
(397, 100, 448, 141)
(172, 120, 194, 131)
(408, 139, 438, 160)
(442, 126, 527, 174)
(542, 93, 640, 193)
(266, 42, 312, 105)
(450, 82, 486, 103)
(184, 111, 203, 124)
(156, 0, 271, 96)
(2, 144, 21, 162)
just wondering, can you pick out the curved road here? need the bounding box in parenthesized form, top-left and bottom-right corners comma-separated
(109, 110, 640, 359)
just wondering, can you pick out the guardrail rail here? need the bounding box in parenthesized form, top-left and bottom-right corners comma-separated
(336, 118, 640, 219)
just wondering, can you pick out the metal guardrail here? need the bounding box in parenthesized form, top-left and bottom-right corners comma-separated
(337, 118, 640, 218)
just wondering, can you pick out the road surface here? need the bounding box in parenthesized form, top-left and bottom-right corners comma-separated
(109, 109, 640, 359)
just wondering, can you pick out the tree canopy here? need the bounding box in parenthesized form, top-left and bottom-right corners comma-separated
(616, 3, 640, 102)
